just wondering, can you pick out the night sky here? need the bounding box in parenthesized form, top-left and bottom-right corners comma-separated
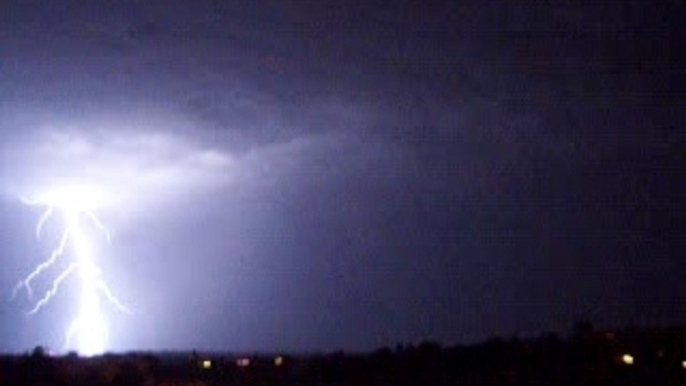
(0, 0, 684, 353)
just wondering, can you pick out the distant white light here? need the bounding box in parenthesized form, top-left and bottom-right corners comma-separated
(202, 360, 212, 370)
(274, 356, 284, 366)
(682, 360, 686, 369)
(622, 354, 634, 365)
(236, 358, 250, 367)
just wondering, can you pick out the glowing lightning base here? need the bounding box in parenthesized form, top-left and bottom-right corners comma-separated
(12, 186, 129, 356)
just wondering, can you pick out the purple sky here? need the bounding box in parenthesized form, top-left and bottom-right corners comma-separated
(0, 0, 684, 353)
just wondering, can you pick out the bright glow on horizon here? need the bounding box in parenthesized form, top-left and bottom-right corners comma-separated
(12, 184, 129, 356)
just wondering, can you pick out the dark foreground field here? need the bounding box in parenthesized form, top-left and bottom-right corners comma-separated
(2, 325, 686, 386)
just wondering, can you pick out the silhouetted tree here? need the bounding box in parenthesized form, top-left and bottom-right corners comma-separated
(30, 345, 47, 358)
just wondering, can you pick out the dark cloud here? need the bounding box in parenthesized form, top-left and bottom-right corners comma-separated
(0, 0, 684, 352)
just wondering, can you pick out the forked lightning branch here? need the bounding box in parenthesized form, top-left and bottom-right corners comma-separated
(11, 186, 130, 356)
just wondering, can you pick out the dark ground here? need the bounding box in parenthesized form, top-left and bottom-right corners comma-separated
(2, 324, 686, 386)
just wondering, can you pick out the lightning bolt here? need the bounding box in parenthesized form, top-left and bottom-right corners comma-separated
(12, 190, 130, 356)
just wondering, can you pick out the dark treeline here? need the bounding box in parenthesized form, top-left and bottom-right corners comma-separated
(2, 324, 686, 385)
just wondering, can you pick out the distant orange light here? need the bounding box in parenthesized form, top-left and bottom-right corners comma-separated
(236, 358, 250, 367)
(274, 356, 284, 366)
(621, 354, 634, 365)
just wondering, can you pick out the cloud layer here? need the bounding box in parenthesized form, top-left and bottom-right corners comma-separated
(0, 114, 234, 214)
